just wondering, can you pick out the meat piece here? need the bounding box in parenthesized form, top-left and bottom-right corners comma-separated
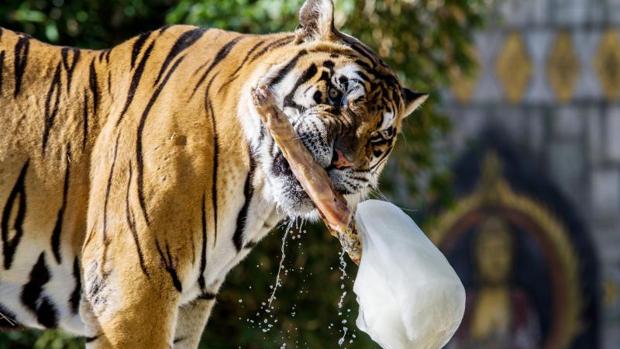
(252, 85, 362, 264)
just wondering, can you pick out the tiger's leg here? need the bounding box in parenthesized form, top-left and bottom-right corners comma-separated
(172, 298, 216, 349)
(79, 134, 199, 348)
(81, 231, 183, 349)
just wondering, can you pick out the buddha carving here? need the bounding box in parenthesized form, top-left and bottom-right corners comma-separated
(451, 216, 541, 349)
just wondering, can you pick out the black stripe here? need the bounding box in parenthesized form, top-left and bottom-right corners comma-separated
(369, 146, 392, 171)
(159, 25, 172, 34)
(243, 240, 258, 249)
(191, 36, 243, 98)
(318, 70, 329, 83)
(197, 291, 216, 300)
(155, 240, 183, 292)
(42, 63, 62, 155)
(190, 232, 196, 266)
(353, 57, 396, 85)
(1, 160, 29, 269)
(154, 28, 207, 86)
(0, 50, 5, 92)
(233, 150, 256, 251)
(82, 90, 89, 149)
(353, 59, 374, 75)
(309, 47, 358, 59)
(117, 41, 157, 126)
(84, 336, 99, 343)
(21, 253, 58, 328)
(355, 69, 371, 84)
(270, 49, 307, 86)
(69, 257, 81, 314)
(131, 31, 152, 69)
(232, 39, 265, 74)
(283, 63, 317, 110)
(13, 35, 29, 97)
(103, 134, 121, 241)
(349, 173, 370, 183)
(258, 124, 266, 145)
(51, 146, 71, 264)
(341, 35, 380, 66)
(107, 70, 112, 95)
(198, 192, 207, 290)
(205, 75, 219, 245)
(88, 59, 100, 112)
(136, 57, 185, 225)
(216, 40, 266, 94)
(125, 163, 149, 277)
(351, 42, 378, 66)
(248, 36, 294, 64)
(61, 47, 80, 93)
(0, 303, 20, 329)
(97, 50, 105, 63)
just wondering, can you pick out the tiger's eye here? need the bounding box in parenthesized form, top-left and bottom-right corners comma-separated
(328, 87, 343, 107)
(329, 87, 339, 99)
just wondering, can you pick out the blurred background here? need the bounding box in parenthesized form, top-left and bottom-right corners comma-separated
(1, 0, 619, 348)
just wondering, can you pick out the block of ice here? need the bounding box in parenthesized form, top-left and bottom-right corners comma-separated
(353, 200, 465, 349)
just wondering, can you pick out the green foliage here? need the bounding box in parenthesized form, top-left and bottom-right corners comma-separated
(0, 0, 174, 48)
(167, 0, 303, 34)
(0, 0, 488, 347)
(0, 330, 82, 349)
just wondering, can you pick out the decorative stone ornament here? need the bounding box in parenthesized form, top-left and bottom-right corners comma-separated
(594, 30, 620, 101)
(495, 32, 533, 103)
(547, 32, 580, 103)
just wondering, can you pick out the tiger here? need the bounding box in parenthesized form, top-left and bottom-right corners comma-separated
(0, 0, 427, 347)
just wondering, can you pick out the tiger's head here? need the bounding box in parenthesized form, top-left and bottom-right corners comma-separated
(243, 0, 427, 218)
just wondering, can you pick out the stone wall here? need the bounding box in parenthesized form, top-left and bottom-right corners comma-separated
(439, 0, 620, 347)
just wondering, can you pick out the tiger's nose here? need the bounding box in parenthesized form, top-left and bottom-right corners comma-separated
(331, 148, 354, 169)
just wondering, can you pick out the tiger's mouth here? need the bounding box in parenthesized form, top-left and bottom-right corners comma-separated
(270, 149, 361, 218)
(269, 152, 310, 215)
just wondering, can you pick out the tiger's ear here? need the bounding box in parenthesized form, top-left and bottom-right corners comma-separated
(402, 88, 429, 118)
(297, 0, 338, 42)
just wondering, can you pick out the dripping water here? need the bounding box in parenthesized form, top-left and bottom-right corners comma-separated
(337, 249, 350, 346)
(268, 219, 295, 308)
